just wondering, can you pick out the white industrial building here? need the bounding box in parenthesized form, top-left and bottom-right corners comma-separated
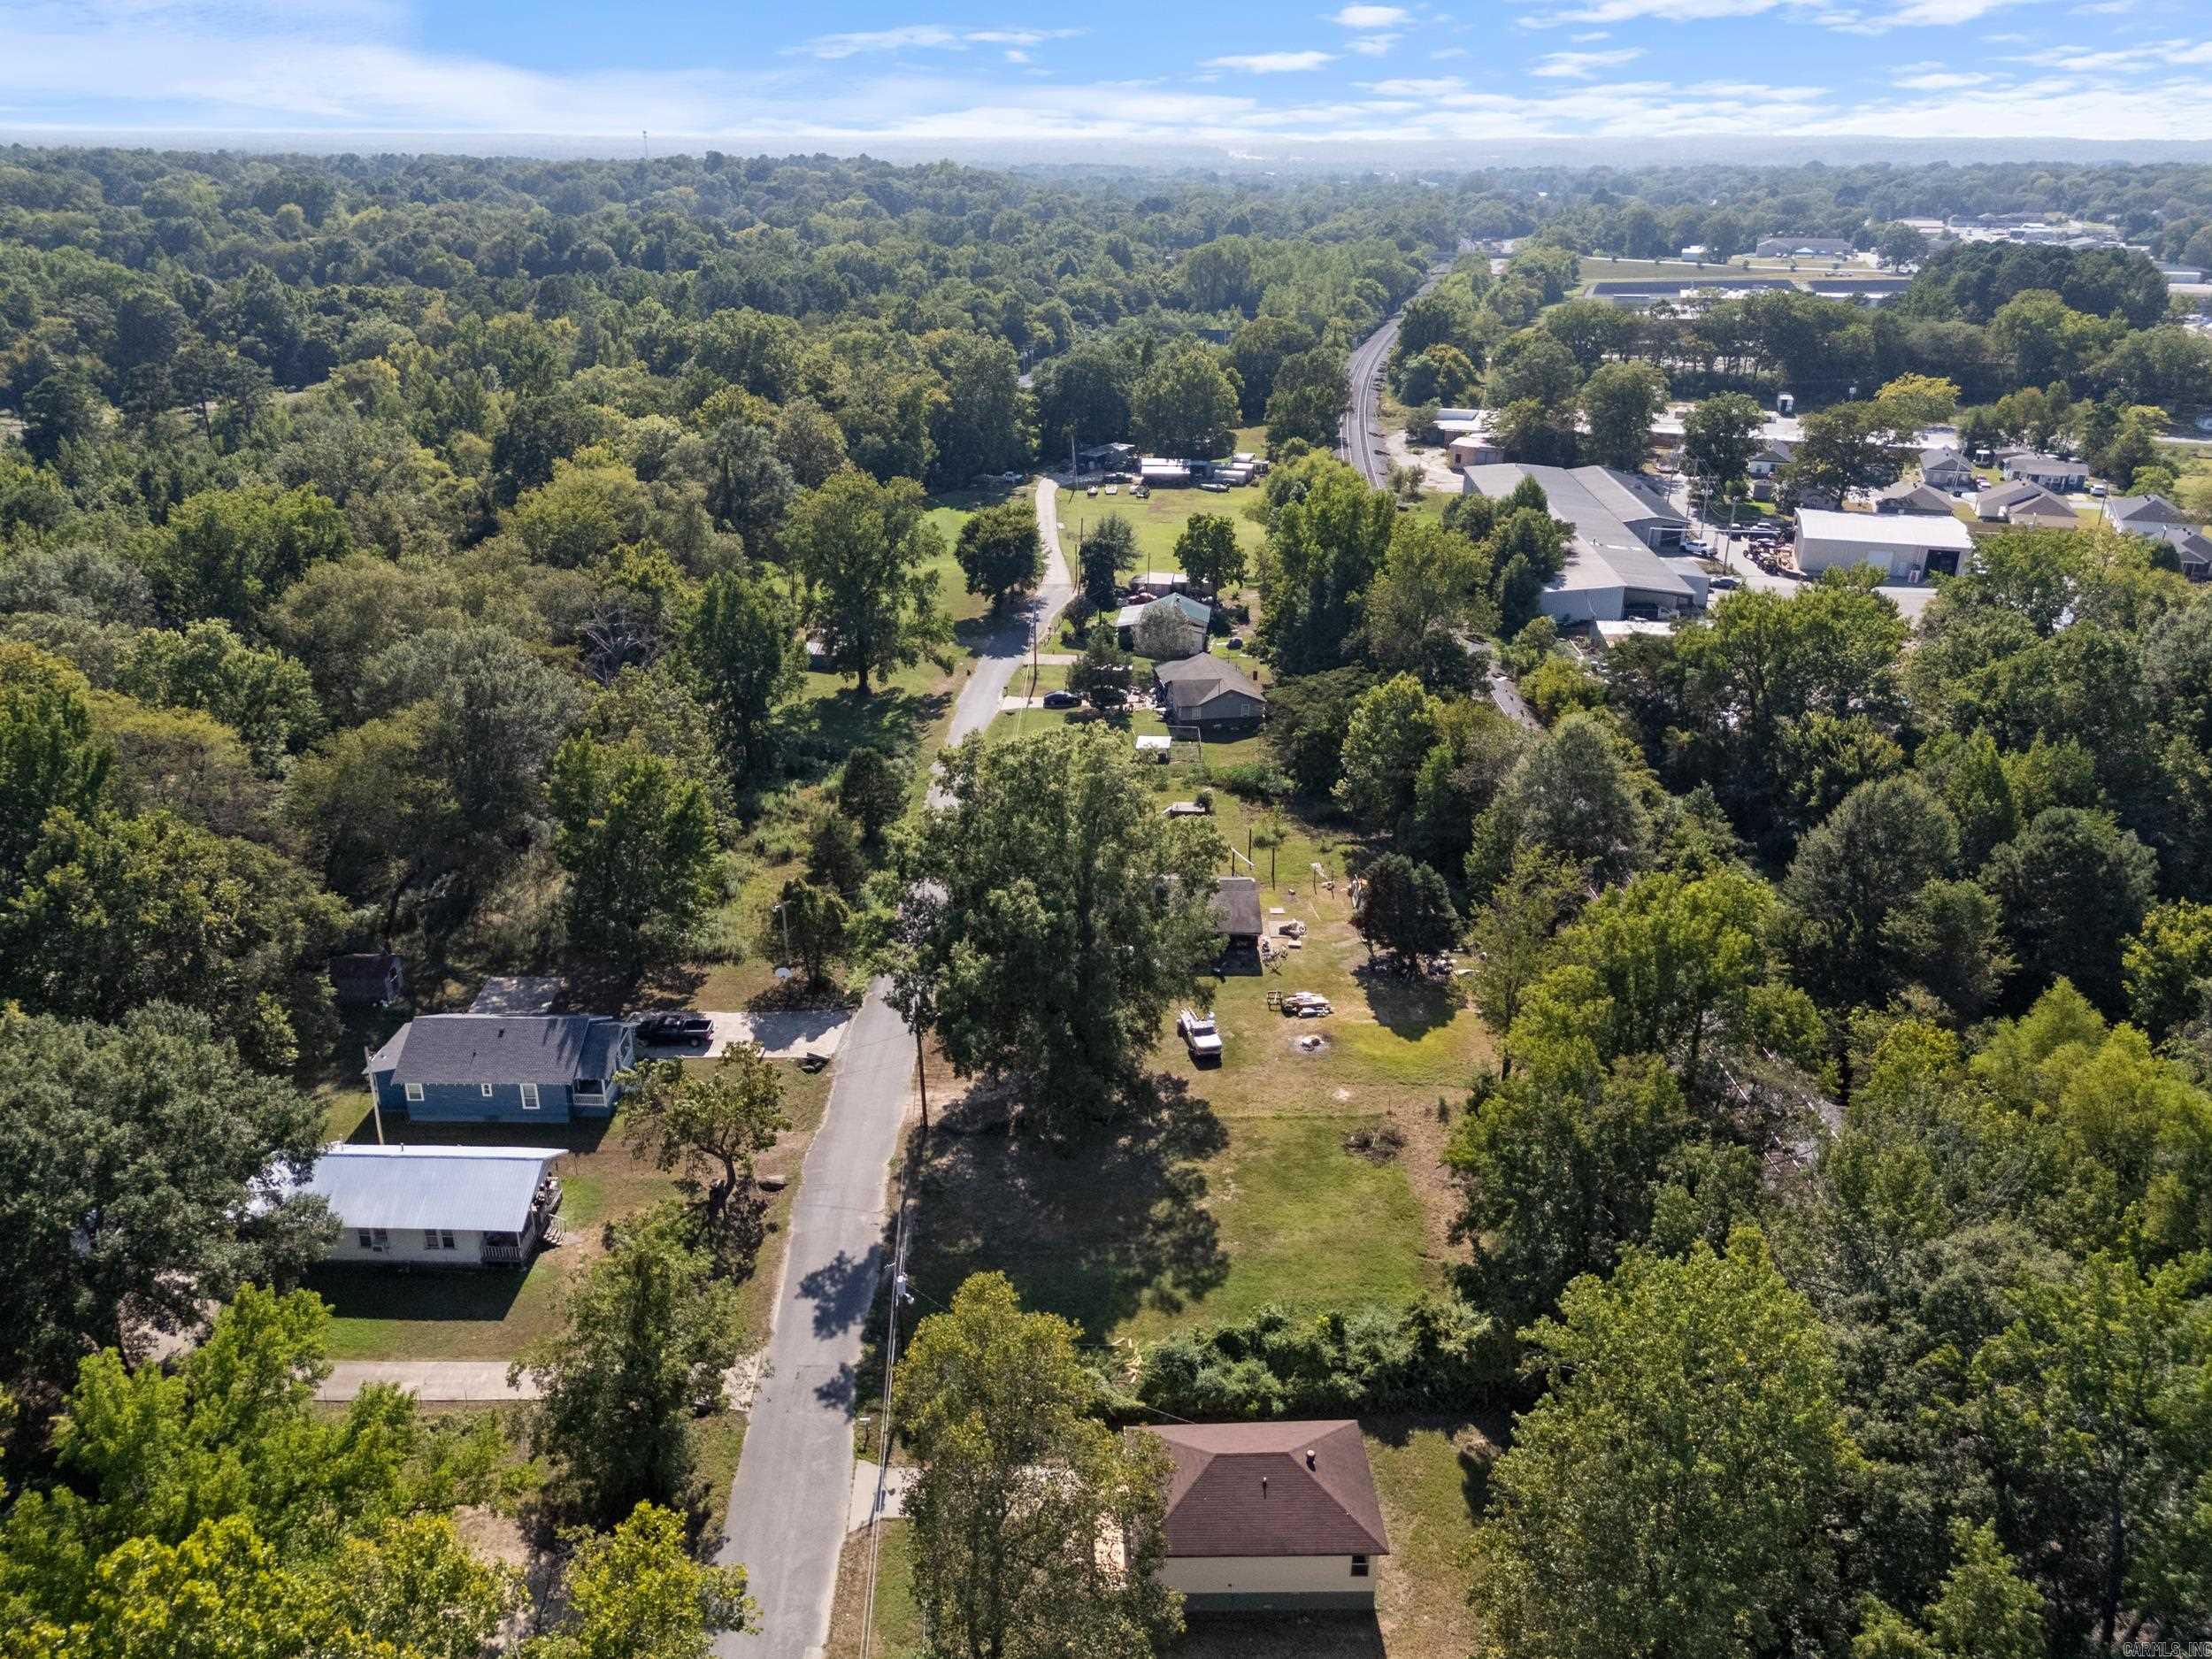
(1795, 508, 1974, 582)
(1462, 463, 1706, 624)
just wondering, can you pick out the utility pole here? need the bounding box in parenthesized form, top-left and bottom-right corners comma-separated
(914, 1026, 929, 1133)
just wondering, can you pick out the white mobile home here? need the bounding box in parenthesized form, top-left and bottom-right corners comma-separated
(285, 1143, 566, 1268)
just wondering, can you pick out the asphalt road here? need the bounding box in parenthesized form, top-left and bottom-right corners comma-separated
(713, 480, 1074, 1659)
(1340, 298, 1403, 488)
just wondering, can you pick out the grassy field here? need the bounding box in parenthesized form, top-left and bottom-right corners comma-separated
(900, 731, 1487, 1352)
(1064, 481, 1267, 580)
(1574, 254, 1887, 287)
(820, 1417, 1497, 1659)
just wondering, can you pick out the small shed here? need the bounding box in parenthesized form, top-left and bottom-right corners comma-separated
(1210, 876, 1263, 949)
(330, 951, 406, 1009)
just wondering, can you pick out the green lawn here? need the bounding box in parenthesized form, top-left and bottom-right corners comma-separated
(902, 772, 1488, 1350)
(1064, 481, 1267, 578)
(826, 1521, 924, 1659)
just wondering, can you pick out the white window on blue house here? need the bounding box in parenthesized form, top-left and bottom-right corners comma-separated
(480, 1083, 494, 1097)
(403, 1082, 424, 1102)
(519, 1083, 541, 1110)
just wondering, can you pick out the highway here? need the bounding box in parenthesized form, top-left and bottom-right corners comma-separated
(1339, 289, 1408, 488)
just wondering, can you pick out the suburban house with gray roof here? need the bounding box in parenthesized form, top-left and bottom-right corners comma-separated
(1139, 1420, 1390, 1612)
(1155, 655, 1268, 726)
(2001, 453, 2091, 490)
(1918, 447, 1976, 490)
(278, 1142, 566, 1269)
(366, 1014, 634, 1124)
(2104, 493, 2196, 535)
(1877, 481, 1957, 517)
(1976, 479, 2077, 525)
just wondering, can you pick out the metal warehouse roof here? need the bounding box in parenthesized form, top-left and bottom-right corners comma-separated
(368, 1014, 627, 1086)
(1796, 508, 1973, 550)
(292, 1143, 564, 1233)
(1462, 464, 1695, 603)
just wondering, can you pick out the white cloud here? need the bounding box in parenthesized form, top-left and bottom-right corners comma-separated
(1329, 4, 1411, 25)
(1202, 50, 1337, 72)
(1531, 46, 1647, 74)
(1348, 32, 1403, 53)
(1571, 28, 1614, 38)
(1893, 68, 1992, 87)
(1430, 44, 1471, 57)
(790, 25, 1083, 58)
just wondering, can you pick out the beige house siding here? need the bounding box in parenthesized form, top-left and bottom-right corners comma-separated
(325, 1225, 494, 1267)
(1161, 1554, 1376, 1611)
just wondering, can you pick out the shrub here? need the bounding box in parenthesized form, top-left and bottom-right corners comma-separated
(1131, 1299, 1509, 1420)
(1215, 762, 1294, 803)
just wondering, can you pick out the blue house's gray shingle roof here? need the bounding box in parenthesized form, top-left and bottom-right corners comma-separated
(293, 1143, 564, 1233)
(370, 1014, 626, 1087)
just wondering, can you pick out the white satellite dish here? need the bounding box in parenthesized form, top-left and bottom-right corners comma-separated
(774, 966, 794, 982)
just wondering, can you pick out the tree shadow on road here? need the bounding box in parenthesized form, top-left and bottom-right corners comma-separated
(797, 1245, 886, 1342)
(902, 1073, 1229, 1341)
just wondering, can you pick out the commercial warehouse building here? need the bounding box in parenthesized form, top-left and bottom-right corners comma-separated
(1461, 463, 1706, 624)
(1794, 508, 1974, 582)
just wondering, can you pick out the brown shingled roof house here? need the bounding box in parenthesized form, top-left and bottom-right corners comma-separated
(1139, 1420, 1390, 1611)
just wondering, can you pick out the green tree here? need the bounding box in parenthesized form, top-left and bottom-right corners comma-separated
(1356, 852, 1459, 969)
(1971, 1251, 2212, 1652)
(1079, 513, 1136, 611)
(838, 744, 910, 845)
(0, 643, 111, 891)
(1854, 1520, 2047, 1659)
(887, 725, 1225, 1128)
(526, 1503, 756, 1659)
(1132, 342, 1240, 458)
(1471, 1232, 1855, 1659)
(550, 736, 721, 974)
(955, 496, 1044, 611)
(1470, 712, 1649, 893)
(0, 1010, 333, 1404)
(1469, 849, 1584, 1077)
(1783, 402, 1908, 502)
(786, 472, 955, 696)
(1875, 222, 1931, 271)
(0, 1286, 517, 1655)
(1265, 347, 1348, 449)
(1980, 807, 2157, 1012)
(514, 1214, 744, 1526)
(2124, 900, 2212, 1040)
(1784, 775, 1962, 1011)
(624, 1046, 790, 1272)
(113, 618, 325, 772)
(1682, 393, 1766, 501)
(144, 482, 351, 630)
(899, 1272, 1182, 1659)
(1335, 672, 1441, 832)
(772, 876, 851, 987)
(1357, 516, 1494, 690)
(687, 567, 800, 778)
(1172, 512, 1247, 596)
(805, 803, 867, 896)
(1578, 361, 1667, 472)
(1067, 618, 1133, 710)
(4, 807, 343, 1070)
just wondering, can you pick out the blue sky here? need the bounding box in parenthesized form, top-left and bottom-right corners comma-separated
(3, 0, 2210, 146)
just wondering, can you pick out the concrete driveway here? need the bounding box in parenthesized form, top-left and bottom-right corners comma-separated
(635, 1008, 853, 1063)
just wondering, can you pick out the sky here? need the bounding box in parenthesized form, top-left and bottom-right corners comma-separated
(4, 0, 2212, 150)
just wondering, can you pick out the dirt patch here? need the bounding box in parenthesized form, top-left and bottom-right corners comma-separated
(1291, 1032, 1333, 1056)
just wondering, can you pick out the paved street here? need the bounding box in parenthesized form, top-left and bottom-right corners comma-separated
(713, 480, 1073, 1659)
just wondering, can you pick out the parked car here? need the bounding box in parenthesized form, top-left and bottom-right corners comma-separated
(1041, 689, 1080, 709)
(1680, 537, 1711, 556)
(1709, 575, 1741, 590)
(1178, 1008, 1223, 1062)
(636, 1011, 714, 1045)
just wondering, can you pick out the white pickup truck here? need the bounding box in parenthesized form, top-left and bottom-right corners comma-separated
(1178, 1008, 1223, 1062)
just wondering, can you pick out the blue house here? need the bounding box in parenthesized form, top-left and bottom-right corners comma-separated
(366, 1015, 634, 1125)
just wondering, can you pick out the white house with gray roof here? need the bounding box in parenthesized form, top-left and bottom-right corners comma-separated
(279, 1143, 566, 1268)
